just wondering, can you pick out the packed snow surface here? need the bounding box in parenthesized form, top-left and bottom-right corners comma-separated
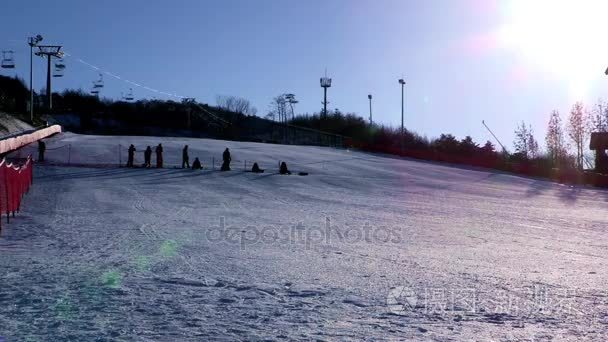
(1, 132, 608, 341)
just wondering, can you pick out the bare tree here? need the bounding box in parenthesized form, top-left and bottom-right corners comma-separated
(567, 101, 589, 169)
(268, 95, 288, 124)
(216, 95, 257, 116)
(528, 132, 539, 159)
(513, 121, 530, 158)
(546, 110, 567, 166)
(590, 99, 608, 132)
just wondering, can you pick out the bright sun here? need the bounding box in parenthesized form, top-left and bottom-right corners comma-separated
(500, 0, 608, 96)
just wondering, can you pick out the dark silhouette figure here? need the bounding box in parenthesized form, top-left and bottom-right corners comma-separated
(192, 157, 202, 170)
(251, 162, 264, 173)
(38, 140, 46, 162)
(127, 144, 136, 167)
(155, 144, 163, 168)
(144, 146, 152, 168)
(182, 145, 190, 169)
(221, 148, 231, 171)
(280, 162, 291, 175)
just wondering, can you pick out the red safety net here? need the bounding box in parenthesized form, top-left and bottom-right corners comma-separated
(0, 155, 33, 228)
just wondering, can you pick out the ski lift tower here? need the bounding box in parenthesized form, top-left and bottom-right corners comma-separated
(28, 34, 43, 123)
(35, 45, 63, 111)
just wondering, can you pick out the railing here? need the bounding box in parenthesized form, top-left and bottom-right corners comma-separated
(0, 155, 33, 232)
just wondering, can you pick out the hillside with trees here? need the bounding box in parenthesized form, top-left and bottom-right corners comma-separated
(0, 74, 604, 186)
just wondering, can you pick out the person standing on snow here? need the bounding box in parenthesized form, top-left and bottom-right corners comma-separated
(221, 148, 231, 171)
(127, 144, 136, 167)
(144, 146, 152, 168)
(155, 144, 163, 168)
(38, 140, 46, 162)
(182, 145, 190, 169)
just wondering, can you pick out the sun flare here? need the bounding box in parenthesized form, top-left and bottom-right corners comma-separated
(500, 0, 608, 95)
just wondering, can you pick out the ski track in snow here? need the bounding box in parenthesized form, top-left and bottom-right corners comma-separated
(1, 132, 608, 341)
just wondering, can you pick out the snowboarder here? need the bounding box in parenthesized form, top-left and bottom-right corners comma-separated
(182, 145, 190, 169)
(38, 140, 46, 162)
(279, 162, 291, 175)
(221, 148, 231, 171)
(127, 144, 136, 167)
(155, 144, 163, 168)
(251, 162, 264, 173)
(192, 157, 202, 170)
(144, 146, 152, 168)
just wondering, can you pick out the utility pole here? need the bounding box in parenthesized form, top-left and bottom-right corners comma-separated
(368, 94, 373, 125)
(399, 78, 406, 152)
(35, 45, 63, 112)
(28, 35, 43, 123)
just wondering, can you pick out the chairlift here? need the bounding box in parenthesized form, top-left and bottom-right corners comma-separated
(123, 88, 134, 101)
(93, 73, 104, 88)
(91, 82, 100, 95)
(53, 58, 66, 77)
(1, 51, 15, 69)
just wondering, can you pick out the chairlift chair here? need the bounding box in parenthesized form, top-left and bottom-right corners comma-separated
(124, 88, 134, 101)
(93, 73, 104, 88)
(53, 58, 66, 77)
(1, 51, 15, 69)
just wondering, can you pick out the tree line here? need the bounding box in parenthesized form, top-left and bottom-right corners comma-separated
(0, 75, 603, 182)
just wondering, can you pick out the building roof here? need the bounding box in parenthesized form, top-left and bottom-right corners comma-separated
(590, 132, 608, 150)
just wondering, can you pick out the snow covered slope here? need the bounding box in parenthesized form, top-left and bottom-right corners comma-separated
(0, 112, 34, 137)
(1, 132, 608, 341)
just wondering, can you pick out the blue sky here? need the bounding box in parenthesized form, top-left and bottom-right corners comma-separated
(2, 0, 608, 149)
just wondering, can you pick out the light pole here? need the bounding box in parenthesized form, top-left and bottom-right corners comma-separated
(368, 94, 373, 125)
(35, 45, 63, 112)
(28, 35, 43, 123)
(399, 78, 406, 152)
(320, 75, 332, 118)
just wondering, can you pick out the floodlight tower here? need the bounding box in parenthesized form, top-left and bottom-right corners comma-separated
(28, 35, 43, 123)
(36, 45, 63, 111)
(399, 78, 406, 152)
(320, 74, 332, 118)
(368, 94, 373, 125)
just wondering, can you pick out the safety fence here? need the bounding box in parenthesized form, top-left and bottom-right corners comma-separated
(0, 125, 62, 155)
(0, 155, 33, 232)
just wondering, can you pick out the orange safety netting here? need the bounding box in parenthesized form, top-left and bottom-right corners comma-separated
(0, 156, 33, 229)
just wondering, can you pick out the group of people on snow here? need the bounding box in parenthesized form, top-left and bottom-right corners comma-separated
(125, 143, 300, 175)
(126, 144, 233, 171)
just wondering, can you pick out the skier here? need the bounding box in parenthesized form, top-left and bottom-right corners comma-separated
(182, 145, 190, 169)
(221, 148, 231, 171)
(38, 140, 46, 162)
(251, 162, 264, 173)
(127, 144, 136, 167)
(155, 144, 163, 168)
(279, 162, 291, 175)
(144, 146, 152, 168)
(192, 157, 202, 170)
